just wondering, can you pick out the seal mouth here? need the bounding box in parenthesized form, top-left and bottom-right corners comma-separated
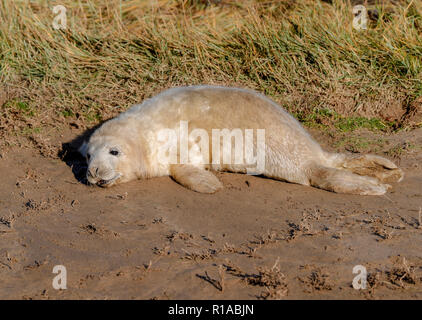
(95, 174, 121, 187)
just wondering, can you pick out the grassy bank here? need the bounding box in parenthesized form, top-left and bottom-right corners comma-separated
(1, 0, 421, 143)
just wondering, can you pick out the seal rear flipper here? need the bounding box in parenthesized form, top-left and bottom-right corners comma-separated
(340, 154, 404, 183)
(170, 164, 223, 194)
(309, 165, 391, 195)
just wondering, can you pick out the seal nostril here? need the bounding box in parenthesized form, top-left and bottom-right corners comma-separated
(95, 167, 99, 175)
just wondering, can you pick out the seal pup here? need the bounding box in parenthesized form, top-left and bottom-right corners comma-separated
(79, 85, 403, 195)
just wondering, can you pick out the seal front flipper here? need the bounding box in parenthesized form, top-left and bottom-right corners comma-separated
(169, 164, 223, 194)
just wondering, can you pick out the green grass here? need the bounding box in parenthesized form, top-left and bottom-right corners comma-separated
(0, 0, 421, 139)
(61, 109, 74, 118)
(4, 99, 35, 117)
(385, 141, 419, 157)
(20, 126, 42, 136)
(16, 101, 29, 112)
(335, 117, 394, 132)
(294, 107, 395, 132)
(334, 136, 387, 153)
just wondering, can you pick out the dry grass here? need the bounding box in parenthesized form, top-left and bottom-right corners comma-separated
(182, 248, 217, 261)
(223, 258, 288, 298)
(387, 256, 421, 288)
(362, 257, 421, 296)
(197, 265, 225, 292)
(1, 0, 421, 146)
(299, 268, 334, 292)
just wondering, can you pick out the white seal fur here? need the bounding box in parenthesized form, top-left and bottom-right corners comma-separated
(79, 85, 403, 195)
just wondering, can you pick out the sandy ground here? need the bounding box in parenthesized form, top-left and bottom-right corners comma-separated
(0, 127, 421, 300)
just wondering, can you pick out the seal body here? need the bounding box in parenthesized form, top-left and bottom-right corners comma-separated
(81, 85, 403, 195)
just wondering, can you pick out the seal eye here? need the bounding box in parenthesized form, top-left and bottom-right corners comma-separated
(110, 150, 119, 156)
(86, 153, 91, 161)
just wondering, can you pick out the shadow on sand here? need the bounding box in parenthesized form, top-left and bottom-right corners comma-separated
(58, 123, 103, 185)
